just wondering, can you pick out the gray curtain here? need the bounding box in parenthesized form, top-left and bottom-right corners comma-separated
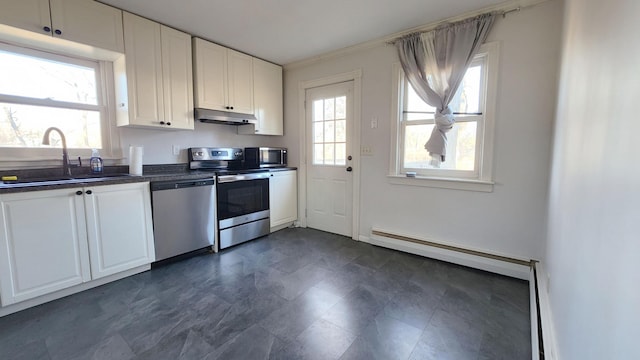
(395, 13, 496, 166)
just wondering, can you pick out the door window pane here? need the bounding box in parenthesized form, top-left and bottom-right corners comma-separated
(324, 98, 335, 120)
(313, 100, 324, 121)
(311, 95, 348, 166)
(335, 96, 346, 119)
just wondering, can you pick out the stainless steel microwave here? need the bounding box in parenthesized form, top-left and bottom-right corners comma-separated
(244, 147, 287, 168)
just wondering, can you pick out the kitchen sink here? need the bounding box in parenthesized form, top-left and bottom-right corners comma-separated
(0, 174, 134, 187)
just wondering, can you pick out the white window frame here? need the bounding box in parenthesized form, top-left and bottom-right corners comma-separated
(0, 42, 120, 168)
(389, 41, 499, 192)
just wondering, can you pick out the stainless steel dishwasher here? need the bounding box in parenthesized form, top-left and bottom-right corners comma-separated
(150, 178, 216, 262)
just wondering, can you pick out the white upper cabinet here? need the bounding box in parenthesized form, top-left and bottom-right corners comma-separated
(161, 25, 195, 129)
(116, 12, 194, 130)
(193, 38, 254, 115)
(239, 58, 283, 136)
(0, 0, 124, 53)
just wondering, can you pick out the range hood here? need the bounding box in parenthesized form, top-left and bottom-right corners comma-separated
(195, 108, 257, 125)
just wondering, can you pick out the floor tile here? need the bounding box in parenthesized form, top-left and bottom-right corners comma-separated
(340, 313, 422, 360)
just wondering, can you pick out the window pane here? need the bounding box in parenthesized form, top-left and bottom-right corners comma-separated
(0, 103, 101, 148)
(314, 144, 324, 164)
(313, 122, 324, 143)
(313, 100, 323, 121)
(403, 121, 477, 171)
(335, 96, 346, 119)
(324, 98, 335, 120)
(406, 83, 436, 116)
(335, 120, 346, 142)
(324, 143, 335, 164)
(0, 50, 98, 105)
(449, 65, 482, 114)
(324, 120, 335, 142)
(335, 143, 346, 165)
(403, 124, 434, 169)
(405, 62, 483, 120)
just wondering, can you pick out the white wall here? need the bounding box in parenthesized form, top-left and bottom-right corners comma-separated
(546, 0, 640, 358)
(118, 121, 282, 164)
(282, 0, 562, 260)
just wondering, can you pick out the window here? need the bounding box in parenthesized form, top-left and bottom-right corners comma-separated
(312, 95, 347, 166)
(391, 42, 498, 190)
(0, 43, 117, 163)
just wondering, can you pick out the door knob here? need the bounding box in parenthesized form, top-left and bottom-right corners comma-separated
(346, 166, 353, 172)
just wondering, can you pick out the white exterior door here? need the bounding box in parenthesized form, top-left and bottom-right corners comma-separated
(305, 81, 354, 237)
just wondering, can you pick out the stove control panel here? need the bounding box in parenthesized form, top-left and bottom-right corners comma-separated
(189, 147, 243, 161)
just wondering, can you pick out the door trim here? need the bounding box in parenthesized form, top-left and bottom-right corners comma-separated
(298, 70, 362, 240)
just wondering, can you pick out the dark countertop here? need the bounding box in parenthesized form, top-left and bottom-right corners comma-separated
(0, 164, 297, 194)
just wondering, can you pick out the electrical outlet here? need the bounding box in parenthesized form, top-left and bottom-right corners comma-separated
(172, 145, 180, 156)
(371, 117, 378, 129)
(361, 146, 373, 156)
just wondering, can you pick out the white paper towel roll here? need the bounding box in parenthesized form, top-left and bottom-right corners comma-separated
(129, 145, 143, 175)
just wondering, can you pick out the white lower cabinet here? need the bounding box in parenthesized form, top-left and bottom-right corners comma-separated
(84, 183, 155, 280)
(0, 182, 154, 306)
(269, 170, 298, 230)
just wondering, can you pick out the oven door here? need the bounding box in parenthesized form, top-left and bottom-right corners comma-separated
(216, 173, 270, 249)
(216, 173, 269, 224)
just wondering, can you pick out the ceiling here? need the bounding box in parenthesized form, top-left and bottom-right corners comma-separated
(98, 0, 505, 65)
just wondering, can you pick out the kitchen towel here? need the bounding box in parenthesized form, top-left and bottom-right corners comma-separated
(129, 145, 144, 175)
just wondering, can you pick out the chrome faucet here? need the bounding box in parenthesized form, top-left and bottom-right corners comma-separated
(42, 127, 71, 177)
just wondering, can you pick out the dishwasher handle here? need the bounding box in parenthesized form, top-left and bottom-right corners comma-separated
(151, 178, 215, 191)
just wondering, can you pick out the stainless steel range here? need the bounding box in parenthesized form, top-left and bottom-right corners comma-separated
(189, 147, 270, 250)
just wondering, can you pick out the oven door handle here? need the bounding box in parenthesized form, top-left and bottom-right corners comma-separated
(217, 172, 271, 183)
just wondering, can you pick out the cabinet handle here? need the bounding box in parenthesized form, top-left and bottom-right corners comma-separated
(230, 106, 234, 110)
(85, 190, 92, 195)
(75, 190, 83, 195)
(225, 106, 230, 110)
(159, 121, 165, 125)
(54, 29, 62, 35)
(166, 122, 171, 126)
(43, 26, 51, 33)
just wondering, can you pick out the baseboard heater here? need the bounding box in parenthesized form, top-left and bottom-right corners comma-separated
(370, 229, 533, 267)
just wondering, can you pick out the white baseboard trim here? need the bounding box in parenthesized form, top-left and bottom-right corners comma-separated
(364, 230, 531, 280)
(0, 264, 150, 317)
(533, 262, 559, 360)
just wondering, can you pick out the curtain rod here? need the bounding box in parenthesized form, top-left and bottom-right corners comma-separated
(386, 7, 522, 45)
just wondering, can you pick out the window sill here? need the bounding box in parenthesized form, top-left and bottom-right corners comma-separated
(387, 175, 494, 192)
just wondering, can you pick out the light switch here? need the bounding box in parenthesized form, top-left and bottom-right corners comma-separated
(172, 145, 181, 156)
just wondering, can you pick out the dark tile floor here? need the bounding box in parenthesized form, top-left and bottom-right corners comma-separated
(0, 228, 531, 360)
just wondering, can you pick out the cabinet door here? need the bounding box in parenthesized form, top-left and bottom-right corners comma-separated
(161, 25, 194, 130)
(241, 58, 283, 135)
(227, 49, 254, 115)
(0, 0, 51, 36)
(269, 170, 298, 229)
(84, 182, 154, 280)
(49, 0, 124, 53)
(193, 38, 228, 111)
(0, 188, 90, 306)
(121, 12, 164, 127)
